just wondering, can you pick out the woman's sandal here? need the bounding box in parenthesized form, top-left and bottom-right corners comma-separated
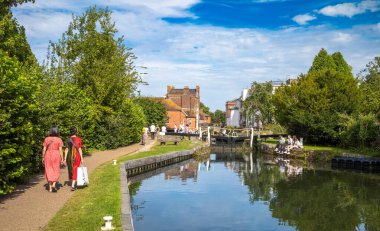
(51, 187, 57, 193)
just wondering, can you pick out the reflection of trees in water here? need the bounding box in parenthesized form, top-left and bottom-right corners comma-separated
(129, 182, 144, 221)
(241, 154, 380, 231)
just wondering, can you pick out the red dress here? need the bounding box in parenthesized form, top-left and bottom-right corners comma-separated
(67, 136, 82, 181)
(43, 137, 63, 182)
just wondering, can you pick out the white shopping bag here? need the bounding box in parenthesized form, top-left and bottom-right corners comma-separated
(77, 166, 89, 186)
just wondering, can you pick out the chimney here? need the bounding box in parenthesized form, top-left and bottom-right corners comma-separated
(167, 85, 171, 94)
(196, 85, 200, 98)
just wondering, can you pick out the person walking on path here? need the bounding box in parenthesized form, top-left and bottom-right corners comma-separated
(142, 126, 148, 145)
(64, 126, 83, 191)
(42, 126, 64, 193)
(150, 123, 156, 140)
(0, 139, 155, 231)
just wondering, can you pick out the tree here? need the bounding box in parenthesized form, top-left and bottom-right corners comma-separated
(134, 98, 166, 127)
(308, 48, 336, 73)
(0, 51, 40, 195)
(273, 50, 360, 144)
(46, 6, 141, 110)
(0, 11, 37, 68)
(200, 102, 215, 122)
(358, 57, 380, 119)
(214, 110, 226, 124)
(44, 6, 144, 150)
(243, 81, 274, 125)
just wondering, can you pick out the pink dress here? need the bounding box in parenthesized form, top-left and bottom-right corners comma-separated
(43, 137, 63, 182)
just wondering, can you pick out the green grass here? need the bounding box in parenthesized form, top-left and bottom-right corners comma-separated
(44, 140, 198, 231)
(261, 138, 379, 156)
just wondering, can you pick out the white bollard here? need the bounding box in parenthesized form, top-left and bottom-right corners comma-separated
(101, 216, 115, 230)
(113, 160, 117, 165)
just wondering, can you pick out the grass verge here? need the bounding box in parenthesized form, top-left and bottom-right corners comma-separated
(261, 138, 379, 157)
(43, 140, 198, 231)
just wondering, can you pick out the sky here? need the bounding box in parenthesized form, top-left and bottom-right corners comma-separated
(12, 0, 380, 111)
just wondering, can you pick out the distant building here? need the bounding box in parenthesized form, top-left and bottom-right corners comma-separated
(225, 89, 249, 127)
(151, 85, 211, 130)
(226, 78, 296, 127)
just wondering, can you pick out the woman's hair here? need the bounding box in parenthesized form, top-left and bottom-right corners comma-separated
(49, 126, 59, 137)
(70, 126, 77, 136)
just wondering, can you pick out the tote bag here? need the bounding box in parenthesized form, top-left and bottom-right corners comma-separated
(77, 166, 89, 186)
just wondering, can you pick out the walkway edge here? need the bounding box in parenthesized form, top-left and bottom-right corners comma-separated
(120, 162, 134, 231)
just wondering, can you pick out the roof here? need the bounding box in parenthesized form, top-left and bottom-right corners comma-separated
(168, 89, 197, 95)
(148, 97, 183, 111)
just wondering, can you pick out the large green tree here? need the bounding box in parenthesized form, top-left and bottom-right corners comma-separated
(244, 81, 274, 125)
(46, 6, 141, 110)
(273, 49, 360, 144)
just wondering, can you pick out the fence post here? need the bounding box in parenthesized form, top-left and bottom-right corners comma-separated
(199, 127, 202, 140)
(250, 128, 254, 148)
(207, 126, 211, 143)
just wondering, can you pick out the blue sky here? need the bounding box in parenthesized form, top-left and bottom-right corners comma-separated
(12, 0, 380, 111)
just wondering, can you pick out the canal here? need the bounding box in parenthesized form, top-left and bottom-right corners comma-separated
(129, 152, 380, 231)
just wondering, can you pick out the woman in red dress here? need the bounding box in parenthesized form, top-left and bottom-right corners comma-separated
(42, 126, 64, 192)
(64, 126, 83, 191)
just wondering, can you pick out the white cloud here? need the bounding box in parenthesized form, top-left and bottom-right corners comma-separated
(332, 32, 353, 43)
(319, 0, 380, 18)
(11, 1, 380, 110)
(292, 14, 316, 25)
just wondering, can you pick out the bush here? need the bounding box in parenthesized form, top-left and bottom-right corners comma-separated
(0, 51, 40, 195)
(339, 113, 379, 148)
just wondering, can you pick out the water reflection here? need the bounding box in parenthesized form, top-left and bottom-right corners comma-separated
(130, 152, 380, 231)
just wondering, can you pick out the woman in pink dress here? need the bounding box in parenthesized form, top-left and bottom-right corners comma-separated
(42, 126, 64, 192)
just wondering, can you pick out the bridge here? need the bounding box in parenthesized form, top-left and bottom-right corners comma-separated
(163, 127, 286, 148)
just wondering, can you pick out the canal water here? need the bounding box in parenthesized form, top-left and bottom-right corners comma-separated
(129, 152, 380, 231)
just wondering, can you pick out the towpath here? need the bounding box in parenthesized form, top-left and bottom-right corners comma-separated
(0, 140, 155, 231)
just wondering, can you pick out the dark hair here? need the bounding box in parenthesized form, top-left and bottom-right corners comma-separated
(70, 126, 77, 136)
(49, 126, 59, 137)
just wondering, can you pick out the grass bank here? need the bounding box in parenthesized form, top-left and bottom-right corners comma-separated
(44, 140, 199, 231)
(261, 138, 379, 157)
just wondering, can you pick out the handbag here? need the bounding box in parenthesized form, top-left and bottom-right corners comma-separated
(77, 166, 89, 186)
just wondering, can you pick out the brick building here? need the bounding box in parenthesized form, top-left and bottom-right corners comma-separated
(154, 85, 211, 130)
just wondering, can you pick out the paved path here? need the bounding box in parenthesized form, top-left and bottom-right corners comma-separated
(0, 140, 155, 231)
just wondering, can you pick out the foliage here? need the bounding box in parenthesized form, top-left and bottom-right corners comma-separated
(134, 97, 166, 127)
(273, 49, 360, 144)
(244, 81, 274, 125)
(213, 109, 225, 124)
(103, 99, 146, 149)
(0, 10, 37, 66)
(358, 57, 380, 119)
(37, 78, 94, 149)
(200, 102, 215, 121)
(43, 6, 144, 151)
(308, 48, 336, 73)
(339, 113, 379, 148)
(0, 0, 34, 15)
(46, 6, 141, 110)
(0, 51, 40, 195)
